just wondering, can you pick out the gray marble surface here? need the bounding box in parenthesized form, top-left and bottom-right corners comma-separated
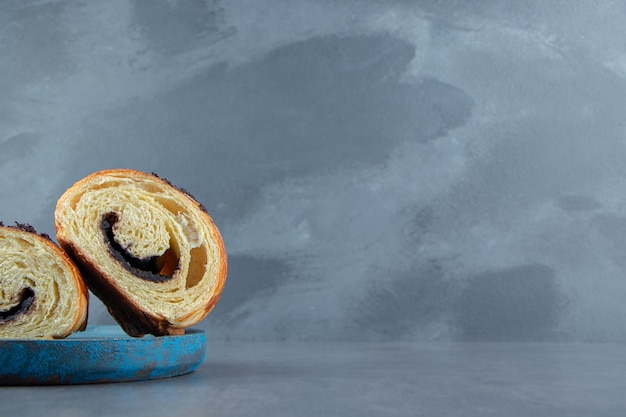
(2, 342, 626, 416)
(3, 0, 626, 343)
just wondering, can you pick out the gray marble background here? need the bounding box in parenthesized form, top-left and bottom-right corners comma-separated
(2, 0, 626, 342)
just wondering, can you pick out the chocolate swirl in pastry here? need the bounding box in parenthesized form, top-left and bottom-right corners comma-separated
(0, 223, 88, 339)
(55, 169, 227, 337)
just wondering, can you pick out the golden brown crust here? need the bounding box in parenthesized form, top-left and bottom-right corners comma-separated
(0, 224, 88, 339)
(55, 169, 227, 337)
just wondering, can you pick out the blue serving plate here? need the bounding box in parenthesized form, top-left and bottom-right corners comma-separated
(0, 325, 206, 385)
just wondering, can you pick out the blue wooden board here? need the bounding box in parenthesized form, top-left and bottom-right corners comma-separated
(0, 325, 206, 385)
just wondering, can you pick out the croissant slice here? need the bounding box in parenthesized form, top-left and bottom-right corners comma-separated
(55, 169, 227, 337)
(0, 223, 88, 339)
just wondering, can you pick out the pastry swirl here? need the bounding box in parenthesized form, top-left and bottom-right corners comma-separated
(55, 169, 227, 337)
(0, 223, 88, 339)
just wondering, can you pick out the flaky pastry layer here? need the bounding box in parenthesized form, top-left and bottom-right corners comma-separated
(55, 169, 227, 336)
(0, 225, 88, 339)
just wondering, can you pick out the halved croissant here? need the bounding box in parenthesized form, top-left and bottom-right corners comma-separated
(55, 169, 227, 337)
(0, 223, 88, 339)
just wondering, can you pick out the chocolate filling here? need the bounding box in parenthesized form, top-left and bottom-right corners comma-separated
(0, 287, 35, 323)
(101, 213, 177, 282)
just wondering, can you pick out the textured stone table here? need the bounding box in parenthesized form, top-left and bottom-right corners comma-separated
(1, 342, 625, 416)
